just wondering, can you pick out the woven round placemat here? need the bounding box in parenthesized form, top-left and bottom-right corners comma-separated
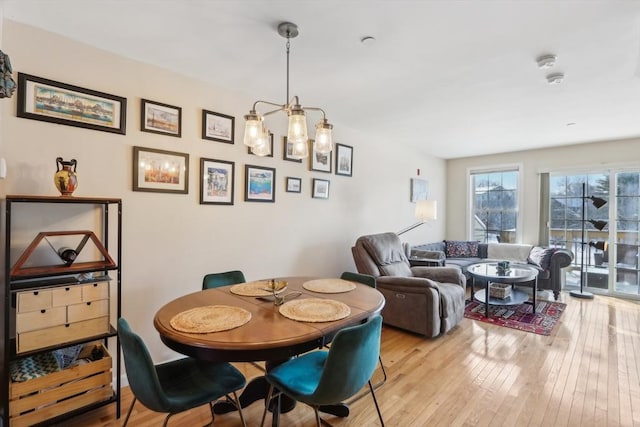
(229, 280, 287, 297)
(302, 278, 357, 294)
(170, 305, 251, 333)
(279, 298, 351, 322)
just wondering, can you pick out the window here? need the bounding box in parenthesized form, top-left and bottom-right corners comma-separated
(470, 169, 519, 243)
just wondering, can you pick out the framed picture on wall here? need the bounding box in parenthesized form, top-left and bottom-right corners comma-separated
(335, 143, 353, 177)
(309, 144, 332, 173)
(282, 137, 303, 163)
(132, 146, 189, 194)
(245, 164, 276, 202)
(202, 109, 234, 143)
(312, 178, 330, 199)
(141, 99, 182, 137)
(410, 178, 429, 202)
(286, 177, 302, 193)
(16, 73, 127, 134)
(200, 158, 234, 205)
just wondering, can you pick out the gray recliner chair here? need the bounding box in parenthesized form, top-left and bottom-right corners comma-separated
(352, 232, 466, 337)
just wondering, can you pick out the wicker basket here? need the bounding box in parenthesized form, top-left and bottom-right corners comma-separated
(489, 283, 511, 299)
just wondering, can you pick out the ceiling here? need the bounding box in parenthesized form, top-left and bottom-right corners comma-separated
(4, 0, 640, 159)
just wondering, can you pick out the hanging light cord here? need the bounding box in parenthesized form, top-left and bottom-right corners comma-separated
(286, 32, 290, 104)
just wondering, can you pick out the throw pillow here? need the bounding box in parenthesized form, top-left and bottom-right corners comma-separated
(445, 240, 479, 258)
(528, 246, 558, 270)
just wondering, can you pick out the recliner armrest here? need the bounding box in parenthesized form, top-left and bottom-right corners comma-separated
(377, 276, 440, 291)
(411, 266, 466, 288)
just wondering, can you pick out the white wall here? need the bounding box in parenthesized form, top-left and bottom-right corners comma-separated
(1, 20, 446, 361)
(446, 137, 640, 244)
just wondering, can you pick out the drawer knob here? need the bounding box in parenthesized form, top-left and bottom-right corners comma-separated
(40, 309, 46, 314)
(86, 302, 92, 306)
(33, 291, 38, 296)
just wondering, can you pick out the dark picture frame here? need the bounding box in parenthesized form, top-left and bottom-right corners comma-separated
(247, 132, 274, 157)
(200, 158, 235, 205)
(132, 146, 189, 194)
(286, 177, 302, 193)
(141, 99, 182, 137)
(312, 178, 330, 199)
(16, 73, 127, 134)
(202, 109, 234, 143)
(245, 164, 276, 202)
(310, 145, 332, 173)
(335, 143, 353, 177)
(282, 136, 303, 163)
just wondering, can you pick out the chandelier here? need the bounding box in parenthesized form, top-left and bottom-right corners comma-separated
(243, 22, 333, 158)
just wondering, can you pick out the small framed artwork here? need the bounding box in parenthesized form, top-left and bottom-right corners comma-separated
(312, 178, 330, 199)
(133, 146, 189, 194)
(16, 73, 127, 134)
(410, 178, 429, 202)
(310, 145, 332, 173)
(282, 136, 303, 163)
(200, 158, 235, 205)
(202, 109, 234, 143)
(335, 143, 353, 177)
(247, 132, 274, 157)
(245, 164, 276, 202)
(141, 99, 181, 137)
(286, 177, 302, 193)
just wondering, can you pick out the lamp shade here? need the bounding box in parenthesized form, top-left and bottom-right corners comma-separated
(589, 241, 607, 251)
(287, 107, 308, 145)
(251, 127, 271, 156)
(313, 119, 333, 154)
(243, 111, 263, 147)
(415, 200, 437, 221)
(588, 219, 608, 231)
(589, 196, 607, 209)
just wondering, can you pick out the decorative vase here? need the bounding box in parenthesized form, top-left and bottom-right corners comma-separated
(54, 157, 78, 196)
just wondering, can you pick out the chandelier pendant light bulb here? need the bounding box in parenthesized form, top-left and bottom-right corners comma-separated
(243, 110, 263, 147)
(314, 119, 333, 154)
(287, 105, 308, 145)
(251, 126, 272, 156)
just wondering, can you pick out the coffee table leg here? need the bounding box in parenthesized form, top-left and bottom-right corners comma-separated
(532, 277, 537, 311)
(485, 281, 490, 317)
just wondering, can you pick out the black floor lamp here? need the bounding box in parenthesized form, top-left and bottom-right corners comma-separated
(570, 183, 607, 299)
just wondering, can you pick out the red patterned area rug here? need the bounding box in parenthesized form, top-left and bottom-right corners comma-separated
(464, 300, 566, 336)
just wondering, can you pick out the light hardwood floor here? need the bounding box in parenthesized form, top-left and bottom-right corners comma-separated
(57, 291, 640, 427)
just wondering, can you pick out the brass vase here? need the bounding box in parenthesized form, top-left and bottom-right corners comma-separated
(54, 157, 78, 196)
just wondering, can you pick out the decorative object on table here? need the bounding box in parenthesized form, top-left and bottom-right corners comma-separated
(202, 109, 234, 143)
(54, 157, 78, 196)
(242, 22, 333, 160)
(302, 278, 356, 293)
(282, 137, 302, 163)
(570, 183, 607, 299)
(17, 73, 126, 134)
(464, 299, 566, 336)
(285, 176, 301, 193)
(229, 280, 286, 297)
(247, 131, 273, 157)
(0, 50, 16, 98)
(199, 158, 234, 205)
(244, 164, 275, 202)
(132, 146, 189, 194)
(309, 146, 332, 173)
(312, 178, 330, 199)
(335, 143, 353, 176)
(410, 177, 429, 202)
(278, 298, 351, 322)
(496, 260, 511, 275)
(488, 283, 511, 299)
(169, 305, 252, 333)
(396, 199, 438, 236)
(140, 99, 181, 137)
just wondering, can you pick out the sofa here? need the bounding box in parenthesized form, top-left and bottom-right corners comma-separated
(408, 240, 573, 300)
(352, 233, 467, 337)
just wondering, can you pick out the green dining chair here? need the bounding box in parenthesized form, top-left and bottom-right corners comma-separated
(118, 318, 247, 427)
(260, 315, 385, 427)
(340, 271, 388, 395)
(202, 270, 247, 289)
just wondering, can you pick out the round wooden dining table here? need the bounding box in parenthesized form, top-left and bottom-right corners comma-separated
(153, 276, 385, 425)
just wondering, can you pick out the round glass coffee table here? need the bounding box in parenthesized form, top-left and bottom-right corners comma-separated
(467, 262, 539, 318)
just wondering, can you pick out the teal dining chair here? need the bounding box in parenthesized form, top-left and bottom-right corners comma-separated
(118, 318, 247, 427)
(202, 270, 247, 289)
(260, 315, 385, 427)
(340, 271, 388, 395)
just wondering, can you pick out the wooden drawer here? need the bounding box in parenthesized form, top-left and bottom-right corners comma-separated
(17, 290, 52, 313)
(17, 317, 110, 354)
(16, 306, 66, 333)
(52, 286, 82, 307)
(82, 282, 109, 302)
(9, 342, 113, 427)
(68, 299, 109, 323)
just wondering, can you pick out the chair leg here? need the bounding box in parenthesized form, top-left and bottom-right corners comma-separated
(368, 380, 385, 427)
(260, 384, 275, 427)
(163, 413, 174, 427)
(314, 407, 321, 427)
(122, 396, 137, 427)
(231, 391, 247, 427)
(345, 355, 387, 404)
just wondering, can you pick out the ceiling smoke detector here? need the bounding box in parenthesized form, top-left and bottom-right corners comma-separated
(537, 54, 557, 69)
(546, 73, 565, 85)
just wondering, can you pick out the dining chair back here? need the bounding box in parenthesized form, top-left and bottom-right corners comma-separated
(202, 270, 246, 289)
(118, 318, 246, 427)
(260, 315, 385, 426)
